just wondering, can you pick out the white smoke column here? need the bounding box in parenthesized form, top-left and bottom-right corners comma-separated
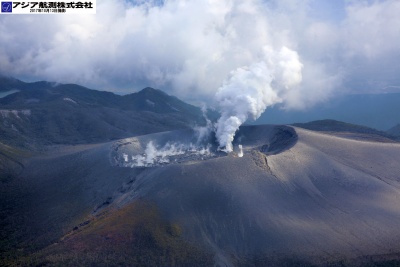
(215, 46, 303, 152)
(238, 145, 243, 158)
(194, 105, 214, 144)
(145, 141, 157, 165)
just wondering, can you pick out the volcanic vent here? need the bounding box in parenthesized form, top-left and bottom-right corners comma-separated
(111, 128, 226, 167)
(111, 125, 297, 168)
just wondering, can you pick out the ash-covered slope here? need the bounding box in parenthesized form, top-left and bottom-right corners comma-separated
(107, 125, 400, 266)
(3, 125, 400, 266)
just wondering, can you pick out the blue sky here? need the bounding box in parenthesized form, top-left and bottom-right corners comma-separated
(309, 0, 346, 22)
(0, 0, 399, 109)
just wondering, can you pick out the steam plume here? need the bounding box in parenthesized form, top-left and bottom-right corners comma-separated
(238, 144, 243, 157)
(124, 141, 213, 167)
(215, 46, 303, 152)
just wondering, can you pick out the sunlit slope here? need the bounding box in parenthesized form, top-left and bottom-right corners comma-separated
(5, 125, 400, 266)
(109, 125, 400, 265)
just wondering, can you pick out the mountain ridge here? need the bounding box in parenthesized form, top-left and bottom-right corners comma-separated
(255, 93, 400, 131)
(2, 76, 400, 266)
(387, 124, 400, 137)
(0, 77, 207, 149)
(3, 125, 400, 266)
(293, 119, 398, 142)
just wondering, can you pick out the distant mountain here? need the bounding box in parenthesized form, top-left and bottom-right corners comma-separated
(255, 93, 400, 131)
(387, 124, 400, 137)
(0, 75, 58, 95)
(0, 77, 208, 148)
(3, 77, 400, 266)
(0, 75, 25, 92)
(293, 119, 398, 142)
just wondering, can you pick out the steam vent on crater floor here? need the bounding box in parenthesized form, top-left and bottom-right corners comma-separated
(108, 125, 400, 266)
(4, 122, 400, 266)
(2, 0, 400, 265)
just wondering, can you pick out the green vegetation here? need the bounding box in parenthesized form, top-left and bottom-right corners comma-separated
(0, 143, 31, 182)
(12, 200, 213, 267)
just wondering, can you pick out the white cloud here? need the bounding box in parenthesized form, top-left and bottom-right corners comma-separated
(0, 0, 399, 107)
(338, 0, 400, 92)
(342, 1, 400, 59)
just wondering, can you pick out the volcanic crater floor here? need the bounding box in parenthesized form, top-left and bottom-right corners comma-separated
(4, 124, 400, 267)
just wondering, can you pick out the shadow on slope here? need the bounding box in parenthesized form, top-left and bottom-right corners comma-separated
(234, 125, 298, 155)
(4, 124, 400, 266)
(0, 77, 212, 149)
(105, 124, 400, 266)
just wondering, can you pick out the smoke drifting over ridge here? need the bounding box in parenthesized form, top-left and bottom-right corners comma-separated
(1, 0, 399, 125)
(0, 0, 344, 104)
(215, 46, 302, 152)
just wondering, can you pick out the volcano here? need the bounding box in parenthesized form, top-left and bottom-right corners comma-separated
(3, 124, 400, 266)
